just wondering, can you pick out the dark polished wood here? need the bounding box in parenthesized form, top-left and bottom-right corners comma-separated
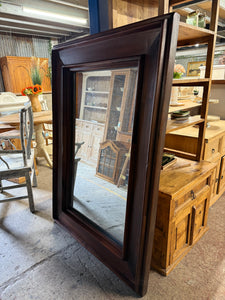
(52, 13, 179, 296)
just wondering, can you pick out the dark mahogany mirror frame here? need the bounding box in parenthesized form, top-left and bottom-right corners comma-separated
(52, 13, 179, 296)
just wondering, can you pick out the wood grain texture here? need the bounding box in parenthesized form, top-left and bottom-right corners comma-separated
(112, 0, 158, 28)
(52, 13, 180, 296)
(0, 111, 52, 126)
(164, 120, 225, 206)
(151, 157, 215, 275)
(166, 115, 203, 133)
(0, 56, 51, 94)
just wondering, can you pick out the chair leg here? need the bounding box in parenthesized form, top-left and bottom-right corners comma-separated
(25, 171, 35, 213)
(31, 164, 38, 187)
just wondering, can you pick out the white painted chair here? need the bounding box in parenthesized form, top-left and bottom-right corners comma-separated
(0, 103, 36, 213)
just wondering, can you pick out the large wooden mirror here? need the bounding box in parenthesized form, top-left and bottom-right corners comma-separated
(52, 13, 179, 296)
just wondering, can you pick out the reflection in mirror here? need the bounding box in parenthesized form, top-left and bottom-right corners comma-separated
(73, 67, 138, 245)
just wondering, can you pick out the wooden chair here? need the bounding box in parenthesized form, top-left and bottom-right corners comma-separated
(0, 103, 37, 213)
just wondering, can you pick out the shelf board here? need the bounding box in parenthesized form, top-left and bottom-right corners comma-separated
(166, 115, 204, 133)
(169, 100, 201, 113)
(212, 80, 225, 84)
(173, 78, 210, 86)
(84, 105, 107, 110)
(178, 22, 214, 47)
(170, 0, 194, 6)
(85, 90, 109, 94)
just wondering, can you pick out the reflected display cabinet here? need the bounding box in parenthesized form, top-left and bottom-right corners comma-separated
(104, 69, 137, 144)
(96, 140, 128, 184)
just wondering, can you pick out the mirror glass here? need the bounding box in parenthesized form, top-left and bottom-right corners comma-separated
(72, 67, 138, 245)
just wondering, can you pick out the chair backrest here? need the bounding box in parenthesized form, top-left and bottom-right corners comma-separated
(20, 103, 34, 165)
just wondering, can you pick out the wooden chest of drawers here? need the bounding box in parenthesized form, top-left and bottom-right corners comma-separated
(151, 158, 216, 275)
(165, 120, 225, 206)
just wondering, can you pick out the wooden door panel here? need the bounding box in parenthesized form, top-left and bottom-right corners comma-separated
(89, 134, 102, 164)
(190, 187, 210, 245)
(170, 208, 191, 262)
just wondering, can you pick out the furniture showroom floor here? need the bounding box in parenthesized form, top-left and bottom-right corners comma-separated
(0, 158, 225, 300)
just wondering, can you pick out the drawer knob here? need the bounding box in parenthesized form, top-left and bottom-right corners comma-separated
(191, 190, 196, 200)
(212, 148, 215, 153)
(221, 175, 224, 180)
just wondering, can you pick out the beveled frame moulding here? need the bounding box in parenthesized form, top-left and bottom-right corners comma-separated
(52, 12, 179, 296)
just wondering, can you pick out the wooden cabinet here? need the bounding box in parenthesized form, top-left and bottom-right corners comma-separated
(75, 119, 104, 164)
(79, 71, 111, 124)
(0, 56, 51, 93)
(151, 158, 215, 275)
(164, 120, 225, 206)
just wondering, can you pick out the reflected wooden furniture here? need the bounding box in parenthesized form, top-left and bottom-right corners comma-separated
(96, 140, 128, 184)
(75, 119, 104, 165)
(0, 111, 53, 168)
(104, 68, 137, 144)
(0, 56, 51, 94)
(152, 158, 216, 276)
(165, 120, 225, 206)
(79, 71, 111, 124)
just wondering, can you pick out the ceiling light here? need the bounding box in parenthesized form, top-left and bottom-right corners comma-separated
(23, 7, 87, 25)
(195, 44, 199, 47)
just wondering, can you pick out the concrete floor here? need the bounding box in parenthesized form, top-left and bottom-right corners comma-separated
(0, 158, 225, 299)
(74, 162, 127, 245)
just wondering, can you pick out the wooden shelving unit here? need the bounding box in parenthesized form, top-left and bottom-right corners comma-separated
(162, 0, 220, 161)
(150, 0, 220, 276)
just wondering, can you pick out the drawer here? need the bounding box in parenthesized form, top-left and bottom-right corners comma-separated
(174, 178, 210, 215)
(75, 119, 83, 129)
(204, 137, 220, 160)
(82, 122, 93, 131)
(92, 124, 104, 135)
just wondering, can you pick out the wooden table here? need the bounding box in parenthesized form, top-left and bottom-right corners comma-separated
(0, 111, 53, 168)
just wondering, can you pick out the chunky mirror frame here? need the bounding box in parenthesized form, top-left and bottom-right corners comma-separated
(52, 13, 179, 296)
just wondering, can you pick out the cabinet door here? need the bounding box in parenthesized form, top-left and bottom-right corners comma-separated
(190, 186, 210, 245)
(210, 154, 221, 201)
(75, 121, 92, 160)
(89, 134, 103, 164)
(170, 206, 192, 264)
(217, 155, 225, 194)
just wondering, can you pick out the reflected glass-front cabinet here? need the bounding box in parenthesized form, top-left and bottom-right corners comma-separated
(52, 13, 179, 296)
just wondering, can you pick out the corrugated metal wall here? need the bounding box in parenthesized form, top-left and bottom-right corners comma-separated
(0, 33, 55, 92)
